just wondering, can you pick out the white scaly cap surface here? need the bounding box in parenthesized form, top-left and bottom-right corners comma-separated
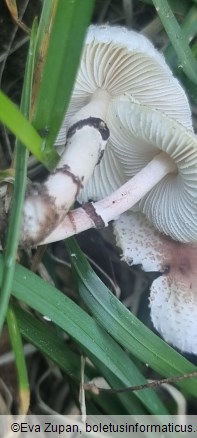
(114, 211, 197, 354)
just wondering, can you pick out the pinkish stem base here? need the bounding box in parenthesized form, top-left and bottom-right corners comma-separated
(40, 151, 176, 245)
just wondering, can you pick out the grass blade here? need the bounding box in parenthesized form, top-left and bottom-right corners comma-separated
(0, 91, 58, 170)
(152, 0, 197, 84)
(66, 238, 197, 396)
(164, 4, 197, 70)
(0, 22, 37, 333)
(0, 256, 169, 414)
(32, 0, 95, 153)
(13, 304, 82, 382)
(7, 305, 30, 414)
(14, 305, 146, 414)
(140, 0, 189, 15)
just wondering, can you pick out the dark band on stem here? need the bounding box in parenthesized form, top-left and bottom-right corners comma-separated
(67, 117, 110, 142)
(82, 202, 105, 229)
(53, 165, 84, 198)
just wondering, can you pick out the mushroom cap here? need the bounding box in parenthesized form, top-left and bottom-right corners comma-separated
(56, 24, 192, 141)
(56, 24, 197, 242)
(83, 99, 197, 242)
(110, 99, 197, 242)
(114, 211, 197, 354)
(59, 24, 196, 241)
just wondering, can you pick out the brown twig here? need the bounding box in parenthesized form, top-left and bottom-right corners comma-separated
(84, 371, 197, 395)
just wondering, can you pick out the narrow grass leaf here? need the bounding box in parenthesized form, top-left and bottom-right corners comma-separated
(14, 304, 146, 414)
(139, 0, 190, 15)
(66, 238, 197, 396)
(32, 0, 95, 153)
(7, 305, 30, 414)
(89, 356, 149, 415)
(165, 4, 197, 70)
(0, 92, 58, 170)
(0, 257, 169, 414)
(13, 304, 82, 382)
(152, 0, 197, 84)
(0, 22, 37, 333)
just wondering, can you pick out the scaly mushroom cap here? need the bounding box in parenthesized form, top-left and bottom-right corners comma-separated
(114, 211, 197, 354)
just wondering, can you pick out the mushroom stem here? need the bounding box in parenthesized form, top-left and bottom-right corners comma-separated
(44, 90, 110, 210)
(40, 151, 176, 244)
(22, 89, 110, 245)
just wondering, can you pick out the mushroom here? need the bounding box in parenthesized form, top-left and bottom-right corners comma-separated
(114, 211, 197, 354)
(22, 24, 192, 245)
(33, 25, 197, 353)
(41, 101, 197, 244)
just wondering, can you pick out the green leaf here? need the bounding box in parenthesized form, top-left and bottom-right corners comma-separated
(32, 0, 95, 152)
(0, 255, 169, 414)
(7, 305, 30, 414)
(165, 4, 197, 70)
(139, 0, 190, 15)
(0, 91, 58, 170)
(13, 304, 82, 382)
(66, 238, 197, 396)
(0, 21, 37, 333)
(14, 304, 147, 414)
(152, 0, 197, 84)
